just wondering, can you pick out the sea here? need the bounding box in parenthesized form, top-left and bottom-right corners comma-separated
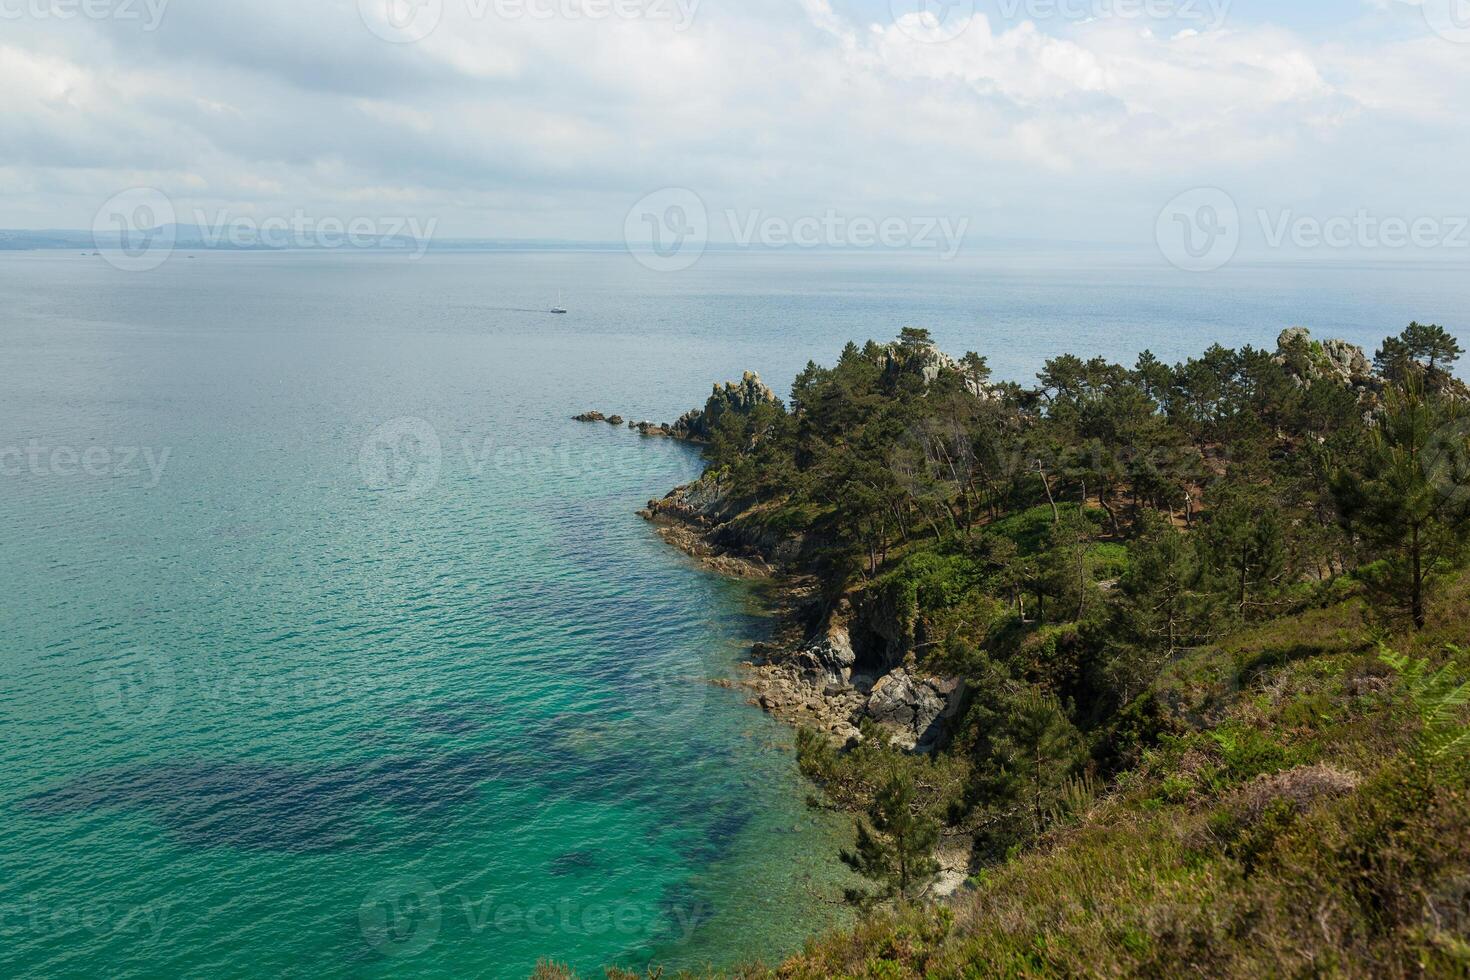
(2, 247, 1468, 978)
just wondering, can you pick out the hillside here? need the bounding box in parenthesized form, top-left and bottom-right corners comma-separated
(555, 322, 1470, 978)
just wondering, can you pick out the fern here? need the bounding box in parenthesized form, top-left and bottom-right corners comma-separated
(1379, 644, 1470, 760)
(1046, 772, 1099, 826)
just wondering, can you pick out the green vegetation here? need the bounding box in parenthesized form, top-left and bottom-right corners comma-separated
(540, 323, 1470, 977)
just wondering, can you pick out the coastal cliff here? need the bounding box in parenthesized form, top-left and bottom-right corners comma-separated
(551, 320, 1470, 978)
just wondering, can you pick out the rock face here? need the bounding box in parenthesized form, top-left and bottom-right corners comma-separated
(670, 372, 780, 442)
(792, 630, 857, 692)
(864, 669, 961, 751)
(877, 339, 993, 398)
(1274, 328, 1374, 389)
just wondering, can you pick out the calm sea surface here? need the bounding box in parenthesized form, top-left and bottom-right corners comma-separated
(2, 249, 1468, 977)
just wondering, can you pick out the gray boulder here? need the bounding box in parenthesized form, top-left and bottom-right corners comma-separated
(793, 630, 857, 692)
(864, 669, 957, 750)
(1274, 327, 1373, 387)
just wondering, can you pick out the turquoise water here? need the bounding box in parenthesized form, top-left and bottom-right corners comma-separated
(2, 249, 1469, 978)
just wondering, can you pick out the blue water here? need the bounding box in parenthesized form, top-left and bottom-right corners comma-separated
(2, 248, 1468, 978)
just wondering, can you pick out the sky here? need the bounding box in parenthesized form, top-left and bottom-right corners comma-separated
(2, 0, 1469, 250)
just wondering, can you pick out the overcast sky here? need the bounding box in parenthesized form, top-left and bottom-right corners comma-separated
(3, 0, 1468, 246)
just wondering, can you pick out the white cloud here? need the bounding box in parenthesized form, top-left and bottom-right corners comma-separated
(0, 1, 1465, 242)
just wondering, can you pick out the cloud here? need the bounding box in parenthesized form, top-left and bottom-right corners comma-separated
(0, 0, 1466, 242)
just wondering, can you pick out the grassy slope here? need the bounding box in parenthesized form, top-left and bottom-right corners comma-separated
(766, 571, 1470, 979)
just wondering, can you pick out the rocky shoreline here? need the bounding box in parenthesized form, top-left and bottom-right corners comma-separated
(637, 482, 966, 752)
(639, 479, 977, 896)
(575, 364, 969, 755)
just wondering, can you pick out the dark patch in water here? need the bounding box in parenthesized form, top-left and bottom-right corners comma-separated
(657, 879, 716, 944)
(400, 697, 504, 734)
(22, 750, 511, 853)
(548, 849, 600, 877)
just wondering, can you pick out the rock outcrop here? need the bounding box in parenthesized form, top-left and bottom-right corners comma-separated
(1273, 328, 1376, 392)
(574, 371, 780, 443)
(792, 629, 857, 693)
(865, 670, 963, 751)
(877, 338, 995, 398)
(669, 372, 780, 442)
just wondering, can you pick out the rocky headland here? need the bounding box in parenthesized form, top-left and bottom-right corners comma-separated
(574, 328, 1397, 756)
(575, 343, 989, 753)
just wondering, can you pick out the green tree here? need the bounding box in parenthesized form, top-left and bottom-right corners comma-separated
(1201, 483, 1287, 618)
(1333, 383, 1470, 629)
(1106, 515, 1218, 704)
(1375, 321, 1463, 383)
(840, 766, 942, 905)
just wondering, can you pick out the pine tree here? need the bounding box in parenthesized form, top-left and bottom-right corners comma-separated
(840, 766, 941, 906)
(1333, 382, 1470, 629)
